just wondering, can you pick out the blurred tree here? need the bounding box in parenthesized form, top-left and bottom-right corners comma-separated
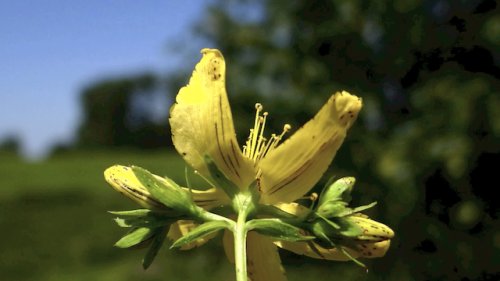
(76, 73, 171, 149)
(193, 0, 499, 280)
(0, 135, 21, 155)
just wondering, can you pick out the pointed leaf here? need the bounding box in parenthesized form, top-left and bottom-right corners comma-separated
(246, 218, 314, 242)
(113, 215, 174, 228)
(350, 201, 378, 214)
(142, 227, 168, 269)
(115, 227, 155, 248)
(170, 220, 228, 249)
(109, 209, 178, 217)
(110, 209, 178, 228)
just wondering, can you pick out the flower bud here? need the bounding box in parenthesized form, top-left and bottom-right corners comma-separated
(105, 165, 201, 217)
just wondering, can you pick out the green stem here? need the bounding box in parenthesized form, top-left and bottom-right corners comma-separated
(234, 208, 249, 281)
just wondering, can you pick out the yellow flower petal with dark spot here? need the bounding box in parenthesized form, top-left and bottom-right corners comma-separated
(170, 49, 255, 189)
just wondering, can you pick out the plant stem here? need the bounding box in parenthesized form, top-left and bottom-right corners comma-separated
(234, 206, 249, 281)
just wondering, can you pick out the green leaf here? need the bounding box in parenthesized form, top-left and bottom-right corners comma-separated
(204, 155, 239, 199)
(132, 166, 198, 216)
(170, 220, 229, 249)
(115, 227, 155, 248)
(246, 219, 314, 242)
(142, 227, 168, 270)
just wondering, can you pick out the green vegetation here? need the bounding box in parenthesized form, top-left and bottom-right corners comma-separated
(0, 151, 232, 281)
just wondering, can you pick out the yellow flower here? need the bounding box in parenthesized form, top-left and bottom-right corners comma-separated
(166, 48, 392, 280)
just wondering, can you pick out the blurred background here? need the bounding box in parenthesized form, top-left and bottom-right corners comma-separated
(1, 0, 499, 280)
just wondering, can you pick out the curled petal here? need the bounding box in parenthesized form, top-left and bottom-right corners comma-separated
(275, 239, 391, 261)
(167, 220, 217, 250)
(259, 91, 362, 204)
(170, 49, 255, 189)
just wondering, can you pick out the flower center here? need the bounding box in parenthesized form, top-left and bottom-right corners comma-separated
(243, 103, 291, 164)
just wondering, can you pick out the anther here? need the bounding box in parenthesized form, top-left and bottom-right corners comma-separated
(255, 103, 263, 111)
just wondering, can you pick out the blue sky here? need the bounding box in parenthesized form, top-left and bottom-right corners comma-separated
(0, 0, 211, 159)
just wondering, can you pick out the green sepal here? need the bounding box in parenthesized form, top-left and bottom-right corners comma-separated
(110, 210, 176, 228)
(338, 246, 367, 268)
(109, 209, 153, 217)
(131, 166, 199, 216)
(309, 220, 335, 246)
(318, 177, 356, 206)
(316, 201, 349, 218)
(115, 227, 155, 248)
(109, 209, 178, 217)
(204, 155, 239, 199)
(308, 216, 364, 244)
(246, 219, 314, 242)
(142, 227, 168, 269)
(316, 201, 377, 219)
(350, 201, 377, 214)
(315, 213, 341, 229)
(334, 217, 364, 237)
(170, 220, 229, 249)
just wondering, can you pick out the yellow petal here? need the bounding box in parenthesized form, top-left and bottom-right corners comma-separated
(187, 187, 230, 210)
(104, 165, 166, 210)
(170, 49, 254, 189)
(348, 216, 395, 241)
(247, 232, 287, 281)
(275, 239, 391, 260)
(167, 220, 217, 250)
(259, 91, 362, 204)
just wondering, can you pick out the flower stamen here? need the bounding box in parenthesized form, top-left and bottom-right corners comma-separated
(244, 103, 291, 164)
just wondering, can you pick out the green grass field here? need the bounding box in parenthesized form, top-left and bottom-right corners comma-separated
(0, 150, 381, 281)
